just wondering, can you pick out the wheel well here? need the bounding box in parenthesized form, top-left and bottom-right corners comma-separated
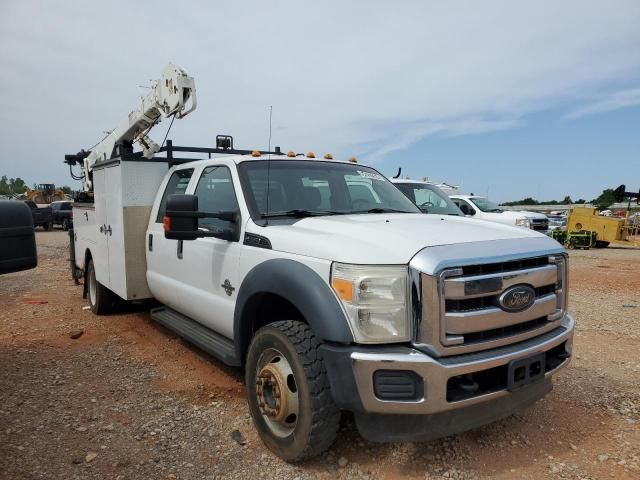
(239, 293, 305, 364)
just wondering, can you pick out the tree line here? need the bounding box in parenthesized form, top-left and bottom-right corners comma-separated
(502, 188, 633, 209)
(0, 176, 72, 196)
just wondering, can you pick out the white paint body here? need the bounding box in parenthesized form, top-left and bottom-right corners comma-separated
(75, 155, 551, 344)
(449, 194, 548, 228)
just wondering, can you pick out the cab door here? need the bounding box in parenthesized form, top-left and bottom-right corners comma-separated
(169, 165, 243, 339)
(146, 167, 195, 306)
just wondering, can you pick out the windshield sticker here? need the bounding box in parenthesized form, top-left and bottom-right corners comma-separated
(356, 170, 385, 181)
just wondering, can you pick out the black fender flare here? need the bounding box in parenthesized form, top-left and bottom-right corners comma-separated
(233, 258, 353, 360)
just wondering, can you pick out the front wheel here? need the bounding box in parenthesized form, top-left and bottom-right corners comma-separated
(246, 321, 340, 462)
(86, 259, 114, 315)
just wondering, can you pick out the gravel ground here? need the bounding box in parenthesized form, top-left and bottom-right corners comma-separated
(1, 230, 639, 480)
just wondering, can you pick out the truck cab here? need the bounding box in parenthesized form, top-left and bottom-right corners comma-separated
(450, 194, 549, 232)
(71, 147, 574, 461)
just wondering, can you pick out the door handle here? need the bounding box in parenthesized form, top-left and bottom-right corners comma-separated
(148, 234, 153, 251)
(177, 240, 183, 259)
(99, 224, 105, 233)
(106, 225, 112, 236)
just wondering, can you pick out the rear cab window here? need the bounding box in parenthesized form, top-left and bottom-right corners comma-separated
(155, 169, 194, 222)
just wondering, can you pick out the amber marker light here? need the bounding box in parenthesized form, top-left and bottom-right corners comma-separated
(331, 278, 354, 302)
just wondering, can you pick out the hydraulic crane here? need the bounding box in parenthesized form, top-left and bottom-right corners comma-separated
(65, 63, 196, 193)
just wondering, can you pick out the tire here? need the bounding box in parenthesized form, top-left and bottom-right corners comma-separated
(42, 222, 52, 231)
(86, 259, 114, 315)
(62, 218, 70, 231)
(594, 241, 610, 248)
(246, 320, 340, 462)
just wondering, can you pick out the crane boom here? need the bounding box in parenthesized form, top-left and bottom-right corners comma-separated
(68, 63, 196, 192)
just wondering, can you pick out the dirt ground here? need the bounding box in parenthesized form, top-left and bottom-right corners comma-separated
(1, 230, 639, 480)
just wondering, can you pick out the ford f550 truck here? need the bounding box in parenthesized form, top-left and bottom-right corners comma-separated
(65, 64, 574, 462)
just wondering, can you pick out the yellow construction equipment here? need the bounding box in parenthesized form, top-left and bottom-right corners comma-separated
(565, 207, 639, 248)
(25, 184, 67, 204)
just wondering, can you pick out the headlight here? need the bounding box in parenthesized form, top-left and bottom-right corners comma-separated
(330, 263, 411, 343)
(515, 217, 531, 228)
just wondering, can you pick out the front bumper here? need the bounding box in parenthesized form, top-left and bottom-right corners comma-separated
(321, 313, 574, 441)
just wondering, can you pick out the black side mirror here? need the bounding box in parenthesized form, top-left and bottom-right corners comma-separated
(0, 200, 37, 274)
(164, 194, 200, 240)
(163, 194, 239, 241)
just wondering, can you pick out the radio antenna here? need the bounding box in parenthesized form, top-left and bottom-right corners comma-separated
(265, 105, 273, 225)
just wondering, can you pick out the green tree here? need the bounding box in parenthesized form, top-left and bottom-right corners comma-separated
(0, 176, 8, 195)
(61, 185, 72, 195)
(592, 189, 616, 209)
(10, 177, 27, 194)
(561, 195, 572, 204)
(575, 198, 586, 204)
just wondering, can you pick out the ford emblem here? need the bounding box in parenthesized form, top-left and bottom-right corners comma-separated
(498, 285, 535, 312)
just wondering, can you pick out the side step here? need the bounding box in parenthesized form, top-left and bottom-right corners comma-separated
(150, 306, 240, 367)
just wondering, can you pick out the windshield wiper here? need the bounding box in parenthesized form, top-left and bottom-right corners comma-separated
(359, 207, 413, 214)
(261, 209, 346, 218)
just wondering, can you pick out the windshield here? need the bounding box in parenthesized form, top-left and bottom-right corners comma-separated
(395, 183, 463, 215)
(238, 160, 420, 220)
(469, 197, 503, 213)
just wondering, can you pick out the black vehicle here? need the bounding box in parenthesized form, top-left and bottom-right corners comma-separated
(50, 200, 73, 230)
(0, 200, 37, 273)
(24, 200, 53, 231)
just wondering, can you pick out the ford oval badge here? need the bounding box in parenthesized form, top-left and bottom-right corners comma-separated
(498, 285, 535, 312)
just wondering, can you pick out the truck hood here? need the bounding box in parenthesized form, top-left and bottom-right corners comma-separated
(250, 213, 545, 264)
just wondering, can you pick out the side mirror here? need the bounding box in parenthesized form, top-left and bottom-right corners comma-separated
(163, 194, 239, 241)
(0, 200, 37, 274)
(164, 194, 200, 240)
(460, 204, 474, 216)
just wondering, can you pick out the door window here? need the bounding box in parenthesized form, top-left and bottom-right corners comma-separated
(194, 166, 239, 232)
(155, 169, 194, 222)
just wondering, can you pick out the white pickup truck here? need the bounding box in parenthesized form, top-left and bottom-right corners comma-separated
(450, 194, 549, 232)
(70, 144, 574, 461)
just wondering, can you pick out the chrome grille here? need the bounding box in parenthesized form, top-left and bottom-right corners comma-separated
(416, 255, 567, 357)
(531, 218, 549, 231)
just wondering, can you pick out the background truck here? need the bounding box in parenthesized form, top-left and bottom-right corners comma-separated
(65, 64, 574, 462)
(24, 200, 53, 231)
(50, 200, 74, 230)
(450, 194, 549, 232)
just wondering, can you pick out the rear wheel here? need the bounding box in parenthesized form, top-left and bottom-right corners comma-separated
(86, 259, 114, 315)
(246, 320, 340, 462)
(62, 218, 70, 231)
(42, 222, 52, 231)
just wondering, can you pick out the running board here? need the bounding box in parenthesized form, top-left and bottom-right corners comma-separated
(150, 306, 240, 366)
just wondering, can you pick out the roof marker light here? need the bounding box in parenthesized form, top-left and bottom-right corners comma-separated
(324, 153, 333, 159)
(349, 156, 357, 163)
(287, 151, 296, 157)
(251, 150, 261, 157)
(306, 152, 316, 158)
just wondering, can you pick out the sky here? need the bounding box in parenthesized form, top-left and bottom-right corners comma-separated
(0, 0, 638, 202)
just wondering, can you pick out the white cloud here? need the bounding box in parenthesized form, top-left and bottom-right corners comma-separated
(0, 0, 639, 186)
(564, 87, 640, 119)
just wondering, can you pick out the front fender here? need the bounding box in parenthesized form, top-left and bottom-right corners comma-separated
(234, 259, 353, 360)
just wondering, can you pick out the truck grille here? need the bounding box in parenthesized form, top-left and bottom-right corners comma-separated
(416, 255, 567, 356)
(530, 218, 549, 231)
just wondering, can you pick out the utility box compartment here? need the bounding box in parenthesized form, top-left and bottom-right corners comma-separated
(77, 160, 167, 301)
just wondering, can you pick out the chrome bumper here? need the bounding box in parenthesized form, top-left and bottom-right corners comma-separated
(350, 313, 574, 415)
